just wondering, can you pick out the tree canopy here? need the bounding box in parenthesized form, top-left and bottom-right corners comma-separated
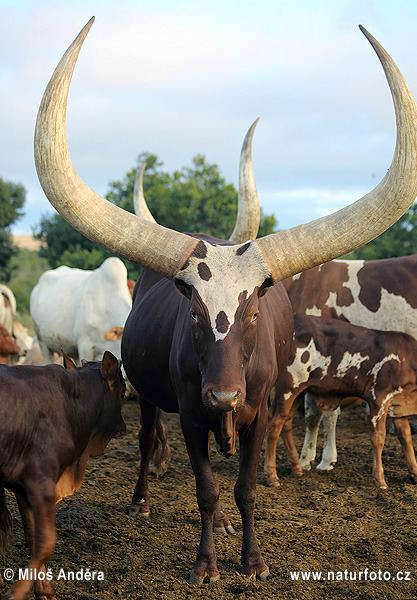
(35, 153, 277, 276)
(0, 177, 25, 281)
(344, 203, 417, 260)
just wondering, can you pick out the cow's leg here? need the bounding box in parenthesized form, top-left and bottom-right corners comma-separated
(282, 415, 303, 477)
(394, 417, 417, 483)
(130, 398, 159, 517)
(265, 396, 301, 486)
(10, 481, 56, 600)
(15, 491, 35, 552)
(317, 407, 341, 471)
(0, 486, 12, 552)
(235, 403, 269, 580)
(181, 414, 220, 584)
(370, 410, 388, 490)
(38, 339, 55, 365)
(300, 393, 322, 470)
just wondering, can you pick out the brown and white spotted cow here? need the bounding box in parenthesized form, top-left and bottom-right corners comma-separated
(35, 19, 417, 584)
(283, 254, 417, 470)
(265, 315, 417, 490)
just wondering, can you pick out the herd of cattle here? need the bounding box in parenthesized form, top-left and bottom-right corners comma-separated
(2, 17, 417, 599)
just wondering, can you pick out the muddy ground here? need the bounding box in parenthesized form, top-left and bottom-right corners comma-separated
(2, 400, 417, 599)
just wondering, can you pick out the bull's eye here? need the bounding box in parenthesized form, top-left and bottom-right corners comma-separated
(251, 313, 258, 323)
(191, 311, 198, 322)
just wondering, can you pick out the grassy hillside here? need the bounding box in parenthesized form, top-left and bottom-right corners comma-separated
(8, 248, 49, 329)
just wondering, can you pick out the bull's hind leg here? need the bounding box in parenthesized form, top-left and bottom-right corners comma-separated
(10, 480, 56, 600)
(181, 414, 220, 584)
(130, 398, 161, 517)
(394, 417, 417, 484)
(265, 395, 301, 486)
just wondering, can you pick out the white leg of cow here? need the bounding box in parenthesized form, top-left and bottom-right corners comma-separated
(77, 341, 96, 362)
(316, 407, 341, 471)
(38, 339, 55, 365)
(300, 394, 322, 471)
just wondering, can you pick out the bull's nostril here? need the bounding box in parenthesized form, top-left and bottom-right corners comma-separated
(210, 390, 240, 403)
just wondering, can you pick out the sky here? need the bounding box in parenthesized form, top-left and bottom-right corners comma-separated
(1, 0, 417, 234)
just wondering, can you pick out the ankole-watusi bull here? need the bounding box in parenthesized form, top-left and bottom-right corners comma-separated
(34, 18, 417, 583)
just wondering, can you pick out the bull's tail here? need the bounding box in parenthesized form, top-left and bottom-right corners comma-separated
(151, 409, 171, 478)
(0, 487, 12, 552)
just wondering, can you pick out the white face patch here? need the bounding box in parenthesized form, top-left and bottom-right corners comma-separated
(284, 337, 331, 400)
(336, 351, 369, 377)
(175, 241, 270, 342)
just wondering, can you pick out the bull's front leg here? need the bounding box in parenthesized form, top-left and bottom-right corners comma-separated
(181, 413, 220, 584)
(235, 402, 270, 580)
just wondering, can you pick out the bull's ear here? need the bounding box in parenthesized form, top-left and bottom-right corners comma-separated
(63, 352, 77, 370)
(100, 350, 120, 387)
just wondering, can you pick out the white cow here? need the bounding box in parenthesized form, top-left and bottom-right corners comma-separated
(30, 257, 132, 362)
(0, 284, 16, 334)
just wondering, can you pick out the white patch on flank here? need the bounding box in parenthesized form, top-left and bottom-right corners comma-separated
(324, 261, 417, 340)
(305, 305, 322, 317)
(336, 351, 369, 377)
(371, 388, 403, 427)
(175, 241, 270, 342)
(284, 338, 331, 400)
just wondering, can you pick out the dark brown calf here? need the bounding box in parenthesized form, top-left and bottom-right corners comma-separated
(265, 315, 417, 490)
(0, 351, 126, 600)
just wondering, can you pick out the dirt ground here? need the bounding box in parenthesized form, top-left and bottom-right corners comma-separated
(2, 400, 417, 600)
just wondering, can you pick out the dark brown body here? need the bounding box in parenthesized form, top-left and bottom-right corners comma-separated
(0, 353, 126, 600)
(265, 315, 417, 490)
(122, 237, 293, 582)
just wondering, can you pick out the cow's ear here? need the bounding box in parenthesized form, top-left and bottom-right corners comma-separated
(100, 351, 120, 387)
(63, 352, 77, 370)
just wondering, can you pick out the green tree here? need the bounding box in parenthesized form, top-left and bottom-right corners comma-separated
(0, 177, 25, 281)
(344, 203, 417, 260)
(35, 154, 277, 273)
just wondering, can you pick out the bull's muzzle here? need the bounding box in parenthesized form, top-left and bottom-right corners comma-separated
(205, 389, 243, 412)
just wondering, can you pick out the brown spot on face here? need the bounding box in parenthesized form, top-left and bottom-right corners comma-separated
(215, 311, 230, 334)
(192, 241, 208, 259)
(236, 242, 251, 256)
(197, 262, 212, 281)
(301, 350, 310, 363)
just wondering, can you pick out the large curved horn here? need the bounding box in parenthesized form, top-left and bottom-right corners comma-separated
(133, 162, 156, 223)
(34, 17, 198, 279)
(229, 119, 261, 243)
(254, 26, 417, 281)
(134, 123, 261, 240)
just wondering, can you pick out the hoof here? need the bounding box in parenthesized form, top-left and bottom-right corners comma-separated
(189, 570, 220, 585)
(300, 461, 312, 471)
(258, 566, 271, 581)
(129, 498, 150, 517)
(316, 462, 335, 472)
(214, 524, 236, 535)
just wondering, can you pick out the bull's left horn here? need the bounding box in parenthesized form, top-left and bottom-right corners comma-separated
(254, 26, 417, 281)
(34, 18, 198, 279)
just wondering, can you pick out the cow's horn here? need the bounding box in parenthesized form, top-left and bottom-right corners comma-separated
(133, 162, 156, 223)
(254, 26, 417, 281)
(34, 17, 198, 279)
(134, 121, 261, 242)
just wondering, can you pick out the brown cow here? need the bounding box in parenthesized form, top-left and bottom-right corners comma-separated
(34, 19, 417, 584)
(265, 315, 417, 490)
(0, 352, 126, 600)
(0, 325, 20, 364)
